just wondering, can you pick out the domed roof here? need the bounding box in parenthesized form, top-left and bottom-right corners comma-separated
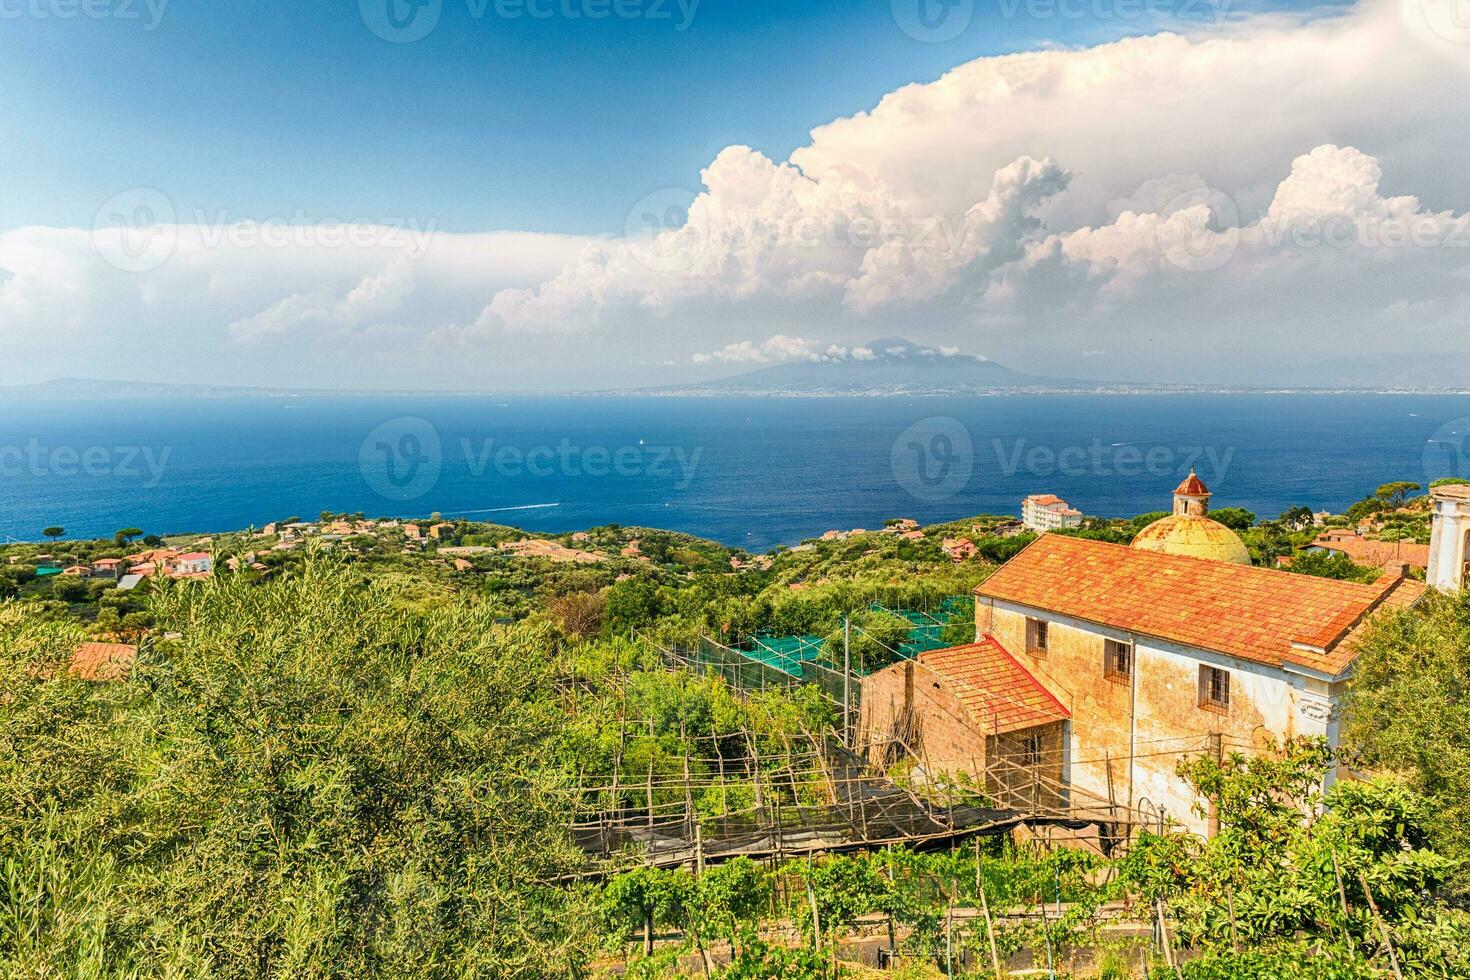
(1132, 514, 1252, 565)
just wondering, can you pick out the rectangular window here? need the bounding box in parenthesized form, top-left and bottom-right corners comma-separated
(1199, 665, 1231, 711)
(1022, 733, 1042, 767)
(1104, 639, 1133, 682)
(1026, 618, 1049, 656)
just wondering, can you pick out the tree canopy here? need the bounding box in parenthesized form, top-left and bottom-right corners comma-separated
(1345, 586, 1470, 888)
(0, 561, 596, 977)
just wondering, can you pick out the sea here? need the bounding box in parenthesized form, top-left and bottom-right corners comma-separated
(2, 394, 1469, 551)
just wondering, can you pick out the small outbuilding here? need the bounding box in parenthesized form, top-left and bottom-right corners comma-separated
(858, 637, 1070, 809)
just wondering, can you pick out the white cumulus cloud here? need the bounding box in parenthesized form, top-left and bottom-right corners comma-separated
(2, 0, 1468, 388)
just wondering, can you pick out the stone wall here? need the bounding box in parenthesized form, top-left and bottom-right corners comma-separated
(858, 658, 1067, 806)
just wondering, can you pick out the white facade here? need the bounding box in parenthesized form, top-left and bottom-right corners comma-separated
(1427, 485, 1470, 592)
(1021, 495, 1083, 533)
(177, 554, 213, 575)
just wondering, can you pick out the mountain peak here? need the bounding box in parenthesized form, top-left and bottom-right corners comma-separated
(660, 338, 1055, 394)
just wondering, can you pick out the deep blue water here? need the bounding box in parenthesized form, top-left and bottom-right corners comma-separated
(2, 395, 1468, 550)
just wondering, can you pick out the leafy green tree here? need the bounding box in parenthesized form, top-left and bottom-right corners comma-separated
(603, 578, 664, 638)
(1120, 738, 1470, 974)
(1430, 477, 1470, 489)
(41, 526, 64, 541)
(0, 560, 596, 977)
(939, 597, 976, 647)
(141, 535, 163, 547)
(1210, 507, 1257, 531)
(794, 853, 892, 947)
(1375, 481, 1422, 508)
(723, 936, 830, 979)
(113, 528, 144, 546)
(1283, 549, 1380, 583)
(601, 867, 694, 955)
(697, 857, 769, 953)
(1346, 587, 1470, 884)
(1242, 522, 1296, 567)
(833, 610, 912, 674)
(51, 577, 88, 603)
(1344, 498, 1384, 522)
(1131, 511, 1170, 530)
(977, 533, 1035, 561)
(1279, 505, 1316, 530)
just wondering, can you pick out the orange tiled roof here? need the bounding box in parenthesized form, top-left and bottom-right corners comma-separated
(1026, 494, 1064, 506)
(1312, 534, 1430, 570)
(70, 642, 136, 682)
(974, 534, 1420, 677)
(917, 636, 1069, 735)
(1174, 471, 1210, 496)
(1308, 576, 1426, 677)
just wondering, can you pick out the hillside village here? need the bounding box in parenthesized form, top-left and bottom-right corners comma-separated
(5, 475, 1470, 977)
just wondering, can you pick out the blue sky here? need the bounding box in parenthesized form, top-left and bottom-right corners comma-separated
(1, 0, 1465, 390)
(0, 0, 1308, 234)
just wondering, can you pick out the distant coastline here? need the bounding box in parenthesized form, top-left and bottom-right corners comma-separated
(4, 378, 1469, 400)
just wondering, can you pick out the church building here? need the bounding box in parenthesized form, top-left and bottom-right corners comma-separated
(859, 473, 1433, 838)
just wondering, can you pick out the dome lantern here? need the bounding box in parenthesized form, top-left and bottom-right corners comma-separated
(1173, 470, 1212, 517)
(1133, 473, 1251, 565)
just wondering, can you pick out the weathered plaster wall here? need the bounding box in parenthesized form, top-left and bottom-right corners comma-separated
(978, 598, 1332, 837)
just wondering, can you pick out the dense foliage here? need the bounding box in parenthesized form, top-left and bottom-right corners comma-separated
(1345, 586, 1470, 886)
(1, 563, 595, 977)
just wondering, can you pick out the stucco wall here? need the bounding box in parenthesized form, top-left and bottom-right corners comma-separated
(978, 597, 1333, 837)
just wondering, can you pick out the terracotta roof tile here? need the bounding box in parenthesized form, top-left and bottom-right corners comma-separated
(974, 535, 1421, 678)
(917, 636, 1069, 735)
(1314, 578, 1427, 676)
(1311, 534, 1430, 569)
(1174, 471, 1210, 496)
(70, 642, 136, 682)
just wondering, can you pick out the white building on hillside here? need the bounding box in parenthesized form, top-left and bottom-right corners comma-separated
(1428, 483, 1470, 592)
(1021, 494, 1083, 533)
